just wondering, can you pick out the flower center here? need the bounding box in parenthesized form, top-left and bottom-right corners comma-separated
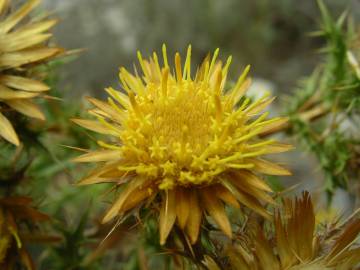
(113, 47, 266, 190)
(120, 78, 229, 189)
(150, 82, 214, 155)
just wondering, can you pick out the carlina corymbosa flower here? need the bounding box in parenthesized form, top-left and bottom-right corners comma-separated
(227, 192, 360, 270)
(0, 0, 62, 146)
(73, 45, 293, 245)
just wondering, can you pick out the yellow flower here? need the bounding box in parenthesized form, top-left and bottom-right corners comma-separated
(74, 45, 292, 244)
(228, 192, 360, 270)
(0, 0, 62, 146)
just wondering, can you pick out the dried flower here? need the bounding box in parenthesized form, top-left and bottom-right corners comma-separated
(74, 45, 292, 244)
(0, 0, 62, 145)
(0, 196, 49, 269)
(227, 192, 360, 270)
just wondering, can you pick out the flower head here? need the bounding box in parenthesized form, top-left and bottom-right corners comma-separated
(227, 192, 360, 270)
(0, 196, 49, 268)
(0, 0, 62, 145)
(74, 45, 292, 244)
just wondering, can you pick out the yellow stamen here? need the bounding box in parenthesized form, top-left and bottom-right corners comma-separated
(222, 56, 232, 78)
(208, 48, 220, 80)
(175, 52, 183, 82)
(128, 91, 142, 117)
(214, 69, 223, 95)
(227, 163, 254, 169)
(152, 51, 161, 76)
(183, 45, 192, 80)
(162, 67, 169, 97)
(137, 51, 150, 79)
(162, 43, 169, 68)
(214, 94, 222, 123)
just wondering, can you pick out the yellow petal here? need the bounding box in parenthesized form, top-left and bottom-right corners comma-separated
(225, 65, 251, 108)
(175, 188, 190, 229)
(215, 185, 240, 208)
(6, 99, 45, 120)
(275, 211, 294, 269)
(0, 48, 60, 68)
(326, 219, 360, 263)
(88, 108, 111, 119)
(246, 97, 275, 116)
(227, 78, 252, 108)
(0, 75, 49, 92)
(222, 180, 271, 219)
(72, 150, 121, 163)
(230, 175, 276, 206)
(0, 111, 19, 145)
(277, 193, 316, 265)
(259, 117, 289, 136)
(248, 158, 291, 176)
(102, 177, 146, 223)
(77, 162, 125, 186)
(0, 85, 39, 99)
(0, 33, 52, 52)
(0, 0, 9, 15)
(202, 188, 232, 238)
(0, 0, 40, 34)
(264, 142, 294, 154)
(203, 255, 221, 270)
(71, 118, 117, 135)
(293, 192, 315, 261)
(185, 190, 202, 244)
(77, 176, 119, 186)
(104, 87, 129, 108)
(255, 230, 280, 269)
(227, 246, 252, 270)
(234, 170, 273, 192)
(121, 187, 153, 213)
(159, 189, 177, 245)
(10, 19, 57, 36)
(87, 97, 125, 123)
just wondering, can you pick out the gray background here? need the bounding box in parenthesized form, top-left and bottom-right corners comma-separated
(42, 0, 359, 97)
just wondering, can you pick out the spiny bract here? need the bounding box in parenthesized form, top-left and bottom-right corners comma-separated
(0, 0, 62, 146)
(227, 192, 360, 270)
(74, 45, 292, 244)
(0, 196, 49, 269)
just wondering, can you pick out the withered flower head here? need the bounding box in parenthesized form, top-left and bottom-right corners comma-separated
(228, 192, 360, 270)
(73, 45, 292, 244)
(0, 0, 62, 146)
(0, 196, 49, 269)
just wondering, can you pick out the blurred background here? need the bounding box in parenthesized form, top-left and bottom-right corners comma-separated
(43, 0, 360, 97)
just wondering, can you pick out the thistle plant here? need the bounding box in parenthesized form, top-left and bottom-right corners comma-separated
(224, 192, 360, 270)
(0, 0, 64, 268)
(0, 0, 62, 146)
(0, 0, 359, 269)
(0, 196, 50, 269)
(283, 0, 360, 198)
(73, 45, 292, 245)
